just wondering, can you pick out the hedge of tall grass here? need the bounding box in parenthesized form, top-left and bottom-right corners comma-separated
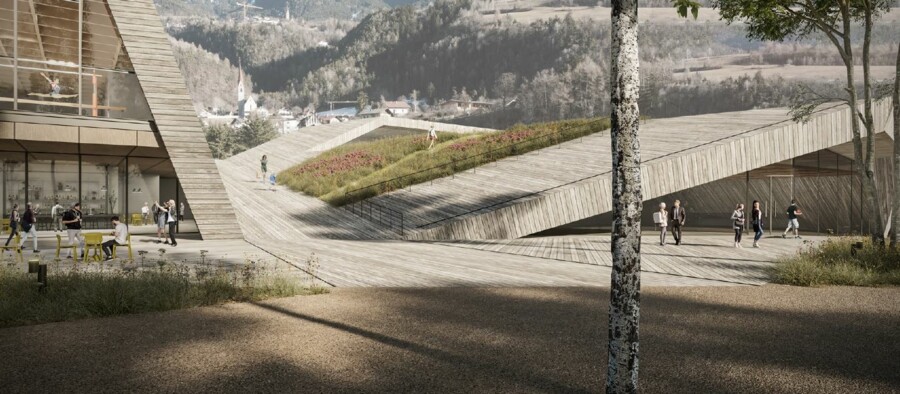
(0, 261, 326, 328)
(773, 237, 900, 287)
(279, 118, 610, 206)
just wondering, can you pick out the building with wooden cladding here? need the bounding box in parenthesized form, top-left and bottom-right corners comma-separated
(368, 102, 895, 241)
(0, 0, 241, 239)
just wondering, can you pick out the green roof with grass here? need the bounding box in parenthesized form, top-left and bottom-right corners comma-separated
(278, 118, 611, 206)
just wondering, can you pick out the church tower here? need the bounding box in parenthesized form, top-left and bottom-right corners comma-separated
(237, 63, 246, 103)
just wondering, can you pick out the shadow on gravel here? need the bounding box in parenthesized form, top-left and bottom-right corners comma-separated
(0, 287, 897, 392)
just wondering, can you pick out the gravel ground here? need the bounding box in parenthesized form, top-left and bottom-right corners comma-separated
(1, 286, 898, 393)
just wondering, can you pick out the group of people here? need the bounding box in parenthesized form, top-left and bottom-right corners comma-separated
(151, 200, 179, 247)
(653, 199, 803, 248)
(4, 202, 131, 261)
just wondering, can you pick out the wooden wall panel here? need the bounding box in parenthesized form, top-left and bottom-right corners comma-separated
(107, 0, 242, 240)
(408, 101, 894, 240)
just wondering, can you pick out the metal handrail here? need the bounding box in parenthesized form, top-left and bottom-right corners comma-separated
(342, 120, 604, 200)
(345, 199, 405, 236)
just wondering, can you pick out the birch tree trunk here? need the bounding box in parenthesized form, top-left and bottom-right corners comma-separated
(607, 0, 642, 392)
(892, 42, 899, 248)
(860, 1, 884, 243)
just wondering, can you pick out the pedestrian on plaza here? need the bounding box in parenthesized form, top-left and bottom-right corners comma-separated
(751, 200, 764, 248)
(154, 201, 167, 243)
(19, 203, 38, 253)
(654, 202, 668, 246)
(61, 202, 85, 259)
(4, 204, 19, 247)
(141, 202, 150, 225)
(166, 199, 178, 247)
(731, 203, 746, 248)
(782, 199, 803, 239)
(668, 199, 686, 245)
(51, 200, 63, 231)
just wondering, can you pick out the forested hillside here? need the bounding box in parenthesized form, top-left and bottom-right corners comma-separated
(168, 19, 353, 68)
(169, 38, 252, 111)
(155, 0, 423, 20)
(161, 0, 898, 127)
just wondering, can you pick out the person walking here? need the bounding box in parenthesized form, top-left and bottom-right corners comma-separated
(61, 202, 85, 259)
(102, 216, 129, 261)
(166, 199, 178, 247)
(4, 204, 19, 247)
(260, 155, 268, 182)
(731, 203, 746, 248)
(751, 200, 764, 248)
(269, 172, 277, 191)
(427, 125, 438, 150)
(654, 202, 668, 246)
(154, 201, 167, 243)
(19, 203, 38, 253)
(669, 199, 686, 245)
(51, 200, 63, 232)
(781, 199, 803, 239)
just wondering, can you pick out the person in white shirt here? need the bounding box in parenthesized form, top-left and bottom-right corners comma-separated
(141, 202, 150, 225)
(50, 201, 63, 232)
(655, 202, 668, 246)
(427, 125, 438, 150)
(102, 216, 129, 261)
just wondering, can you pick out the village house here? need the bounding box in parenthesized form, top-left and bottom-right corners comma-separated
(384, 101, 412, 117)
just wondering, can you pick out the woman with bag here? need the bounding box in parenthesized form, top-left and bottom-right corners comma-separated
(19, 203, 38, 253)
(731, 203, 746, 248)
(751, 200, 764, 248)
(154, 201, 167, 244)
(4, 204, 19, 247)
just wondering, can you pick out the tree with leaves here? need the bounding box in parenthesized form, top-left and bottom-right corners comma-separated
(357, 90, 369, 112)
(204, 124, 237, 159)
(715, 0, 893, 243)
(235, 116, 279, 155)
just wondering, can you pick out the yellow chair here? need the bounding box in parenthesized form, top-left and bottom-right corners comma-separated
(1, 218, 9, 234)
(56, 233, 81, 262)
(112, 234, 133, 261)
(0, 233, 23, 263)
(83, 233, 104, 262)
(130, 213, 143, 226)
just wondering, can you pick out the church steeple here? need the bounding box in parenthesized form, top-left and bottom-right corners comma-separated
(237, 60, 246, 102)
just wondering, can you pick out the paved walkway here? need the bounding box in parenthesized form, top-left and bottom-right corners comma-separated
(211, 120, 826, 286)
(2, 286, 898, 393)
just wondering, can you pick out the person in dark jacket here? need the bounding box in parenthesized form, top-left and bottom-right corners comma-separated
(19, 203, 38, 252)
(4, 204, 19, 247)
(668, 199, 686, 245)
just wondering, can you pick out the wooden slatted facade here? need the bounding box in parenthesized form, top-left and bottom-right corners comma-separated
(106, 0, 242, 240)
(407, 100, 894, 240)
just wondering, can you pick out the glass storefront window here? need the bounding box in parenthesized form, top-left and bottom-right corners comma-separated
(2, 153, 26, 218)
(26, 154, 79, 217)
(81, 155, 124, 217)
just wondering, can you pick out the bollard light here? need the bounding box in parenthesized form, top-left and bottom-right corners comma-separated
(37, 264, 47, 293)
(28, 259, 40, 274)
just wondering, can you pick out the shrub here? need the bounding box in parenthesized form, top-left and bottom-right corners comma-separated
(773, 237, 900, 287)
(0, 260, 327, 328)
